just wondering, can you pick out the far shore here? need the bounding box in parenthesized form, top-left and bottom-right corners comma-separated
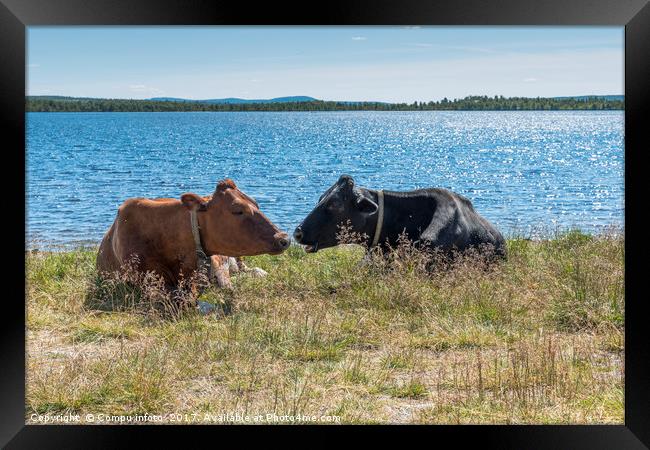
(26, 95, 625, 113)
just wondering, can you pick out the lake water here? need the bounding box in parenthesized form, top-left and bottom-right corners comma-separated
(26, 111, 624, 249)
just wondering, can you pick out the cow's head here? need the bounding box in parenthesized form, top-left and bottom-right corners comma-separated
(293, 175, 378, 252)
(181, 179, 289, 257)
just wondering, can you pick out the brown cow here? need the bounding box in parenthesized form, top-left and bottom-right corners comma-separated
(96, 179, 289, 288)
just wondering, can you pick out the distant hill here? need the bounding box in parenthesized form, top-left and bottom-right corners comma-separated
(552, 95, 624, 102)
(27, 94, 624, 105)
(149, 96, 318, 104)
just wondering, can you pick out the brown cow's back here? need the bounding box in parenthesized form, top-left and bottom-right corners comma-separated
(97, 197, 199, 285)
(96, 219, 120, 272)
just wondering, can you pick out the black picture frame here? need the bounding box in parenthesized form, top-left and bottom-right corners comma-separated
(3, 0, 648, 447)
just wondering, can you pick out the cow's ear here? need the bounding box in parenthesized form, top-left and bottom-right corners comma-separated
(181, 193, 208, 211)
(356, 195, 378, 214)
(338, 175, 355, 190)
(216, 178, 237, 193)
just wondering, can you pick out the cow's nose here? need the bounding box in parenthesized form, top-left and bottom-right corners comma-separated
(275, 232, 290, 250)
(293, 227, 303, 243)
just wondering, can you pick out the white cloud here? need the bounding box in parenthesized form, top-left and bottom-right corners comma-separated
(404, 42, 496, 54)
(351, 36, 367, 41)
(128, 84, 163, 95)
(27, 47, 622, 102)
(158, 48, 621, 102)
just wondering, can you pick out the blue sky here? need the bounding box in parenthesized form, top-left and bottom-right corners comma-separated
(27, 26, 623, 102)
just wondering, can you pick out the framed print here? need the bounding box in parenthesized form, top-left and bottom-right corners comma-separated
(2, 0, 649, 447)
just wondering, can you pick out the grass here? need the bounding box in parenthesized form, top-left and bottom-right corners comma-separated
(25, 229, 624, 424)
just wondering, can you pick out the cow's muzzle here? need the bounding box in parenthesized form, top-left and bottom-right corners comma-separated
(293, 226, 318, 252)
(274, 232, 290, 252)
(293, 226, 304, 243)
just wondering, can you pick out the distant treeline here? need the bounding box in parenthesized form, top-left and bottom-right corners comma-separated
(26, 95, 624, 112)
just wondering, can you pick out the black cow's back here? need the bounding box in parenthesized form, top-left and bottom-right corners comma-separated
(379, 187, 505, 257)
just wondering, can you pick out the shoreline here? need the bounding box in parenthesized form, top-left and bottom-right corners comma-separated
(25, 227, 625, 253)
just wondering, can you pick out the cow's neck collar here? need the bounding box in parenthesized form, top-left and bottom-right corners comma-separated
(189, 209, 211, 272)
(370, 190, 385, 247)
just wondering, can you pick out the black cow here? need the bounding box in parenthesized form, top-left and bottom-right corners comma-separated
(293, 175, 506, 259)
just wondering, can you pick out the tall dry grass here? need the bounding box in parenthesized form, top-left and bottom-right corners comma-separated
(25, 228, 624, 424)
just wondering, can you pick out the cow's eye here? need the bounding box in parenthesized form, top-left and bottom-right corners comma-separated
(327, 201, 342, 212)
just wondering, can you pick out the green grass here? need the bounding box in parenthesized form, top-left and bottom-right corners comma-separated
(26, 230, 624, 424)
(388, 379, 428, 399)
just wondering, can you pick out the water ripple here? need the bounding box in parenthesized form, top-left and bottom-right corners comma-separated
(26, 111, 624, 248)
